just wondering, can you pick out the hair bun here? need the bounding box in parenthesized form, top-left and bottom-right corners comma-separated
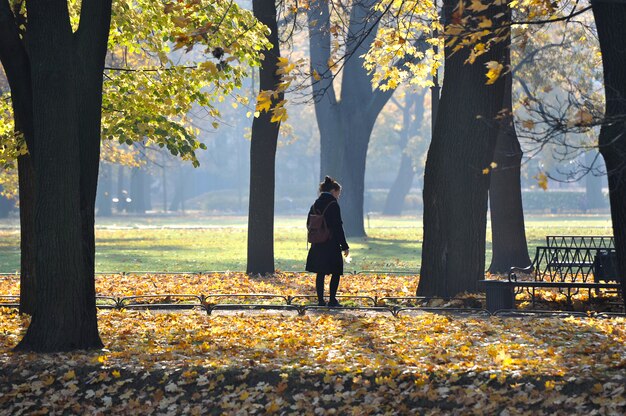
(324, 176, 333, 183)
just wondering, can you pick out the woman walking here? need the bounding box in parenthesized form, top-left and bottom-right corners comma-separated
(306, 176, 350, 307)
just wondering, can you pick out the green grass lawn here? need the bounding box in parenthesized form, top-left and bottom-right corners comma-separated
(0, 214, 613, 273)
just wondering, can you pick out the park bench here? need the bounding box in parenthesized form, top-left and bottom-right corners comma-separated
(545, 235, 614, 250)
(483, 238, 622, 312)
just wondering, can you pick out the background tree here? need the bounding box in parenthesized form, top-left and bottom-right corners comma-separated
(306, 0, 434, 237)
(383, 89, 426, 215)
(487, 5, 531, 273)
(247, 0, 285, 275)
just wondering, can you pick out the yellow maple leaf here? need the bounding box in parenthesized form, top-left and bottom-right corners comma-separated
(255, 91, 273, 113)
(485, 61, 503, 85)
(270, 104, 288, 123)
(42, 375, 55, 386)
(534, 172, 548, 190)
(469, 0, 489, 12)
(478, 18, 492, 28)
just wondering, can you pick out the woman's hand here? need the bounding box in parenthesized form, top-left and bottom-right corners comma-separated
(343, 249, 349, 257)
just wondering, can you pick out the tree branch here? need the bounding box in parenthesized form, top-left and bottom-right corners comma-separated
(76, 0, 113, 66)
(307, 0, 338, 107)
(0, 0, 35, 155)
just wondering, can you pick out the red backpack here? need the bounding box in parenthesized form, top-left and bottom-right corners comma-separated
(307, 201, 335, 244)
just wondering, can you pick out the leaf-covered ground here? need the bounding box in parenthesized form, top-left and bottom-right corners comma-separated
(1, 308, 625, 414)
(1, 271, 621, 313)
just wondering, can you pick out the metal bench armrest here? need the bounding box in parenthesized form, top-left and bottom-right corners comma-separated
(508, 265, 534, 281)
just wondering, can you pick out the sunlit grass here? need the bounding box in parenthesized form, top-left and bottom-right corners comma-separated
(0, 214, 613, 273)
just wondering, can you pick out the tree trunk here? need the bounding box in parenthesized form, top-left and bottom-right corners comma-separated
(16, 0, 111, 351)
(307, 1, 342, 180)
(96, 163, 112, 216)
(18, 155, 36, 315)
(76, 2, 112, 349)
(16, 9, 91, 350)
(592, 0, 626, 307)
(584, 150, 606, 210)
(116, 165, 128, 213)
(0, 0, 36, 315)
(418, 0, 508, 297)
(246, 0, 282, 275)
(307, 0, 393, 237)
(161, 160, 168, 213)
(383, 92, 425, 215)
(383, 154, 414, 216)
(488, 70, 531, 273)
(169, 169, 185, 212)
(339, 111, 374, 237)
(129, 167, 147, 213)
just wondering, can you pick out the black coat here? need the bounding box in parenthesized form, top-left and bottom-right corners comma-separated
(305, 193, 349, 275)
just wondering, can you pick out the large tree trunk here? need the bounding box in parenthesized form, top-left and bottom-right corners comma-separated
(16, 0, 111, 351)
(383, 92, 425, 215)
(17, 4, 92, 350)
(246, 0, 282, 275)
(418, 0, 507, 297)
(592, 0, 626, 307)
(76, 0, 112, 350)
(18, 155, 36, 315)
(0, 0, 36, 315)
(488, 71, 531, 273)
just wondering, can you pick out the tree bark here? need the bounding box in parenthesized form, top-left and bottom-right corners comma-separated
(15, 0, 111, 351)
(418, 0, 508, 297)
(0, 0, 37, 314)
(488, 68, 531, 273)
(307, 0, 394, 237)
(18, 155, 36, 315)
(592, 0, 626, 307)
(246, 0, 282, 275)
(383, 92, 425, 215)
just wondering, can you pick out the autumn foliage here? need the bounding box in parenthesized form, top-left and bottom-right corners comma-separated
(1, 272, 625, 413)
(1, 306, 625, 414)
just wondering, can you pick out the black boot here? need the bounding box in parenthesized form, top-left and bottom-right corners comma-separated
(328, 298, 341, 307)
